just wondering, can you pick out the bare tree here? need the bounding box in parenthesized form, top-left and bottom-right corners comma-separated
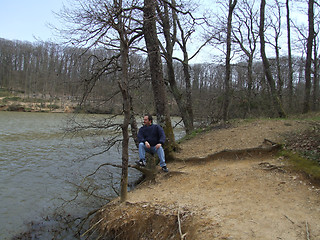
(303, 0, 314, 113)
(156, 0, 198, 134)
(312, 13, 320, 111)
(233, 0, 259, 117)
(259, 0, 286, 118)
(57, 0, 146, 202)
(313, 33, 319, 110)
(268, 0, 284, 102)
(115, 0, 133, 203)
(223, 0, 237, 122)
(143, 0, 177, 157)
(286, 0, 294, 111)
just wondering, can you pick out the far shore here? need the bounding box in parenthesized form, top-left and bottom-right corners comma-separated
(0, 102, 75, 113)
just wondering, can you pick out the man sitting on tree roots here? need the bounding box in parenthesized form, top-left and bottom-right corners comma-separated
(136, 115, 169, 172)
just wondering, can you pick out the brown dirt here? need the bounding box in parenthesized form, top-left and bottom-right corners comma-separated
(95, 118, 320, 240)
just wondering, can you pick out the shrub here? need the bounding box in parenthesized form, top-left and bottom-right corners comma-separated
(3, 96, 22, 102)
(47, 104, 60, 109)
(7, 104, 25, 112)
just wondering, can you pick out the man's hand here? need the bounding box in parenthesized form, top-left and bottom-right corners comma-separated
(155, 143, 162, 149)
(145, 141, 151, 149)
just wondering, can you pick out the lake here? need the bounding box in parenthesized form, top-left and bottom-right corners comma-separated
(0, 112, 185, 239)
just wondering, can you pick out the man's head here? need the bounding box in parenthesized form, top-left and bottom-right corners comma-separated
(143, 115, 153, 126)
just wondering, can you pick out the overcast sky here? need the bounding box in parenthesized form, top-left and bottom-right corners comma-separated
(0, 0, 66, 42)
(0, 0, 307, 63)
(0, 0, 213, 43)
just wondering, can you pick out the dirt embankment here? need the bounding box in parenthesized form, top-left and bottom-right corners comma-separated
(0, 96, 76, 113)
(91, 118, 320, 240)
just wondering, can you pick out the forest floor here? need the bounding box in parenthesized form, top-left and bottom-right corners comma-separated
(93, 115, 320, 240)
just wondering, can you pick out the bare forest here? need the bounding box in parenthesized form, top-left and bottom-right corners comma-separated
(1, 0, 319, 122)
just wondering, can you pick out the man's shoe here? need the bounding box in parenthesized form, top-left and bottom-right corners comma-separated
(162, 166, 169, 172)
(135, 159, 146, 167)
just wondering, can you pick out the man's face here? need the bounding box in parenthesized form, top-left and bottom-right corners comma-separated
(143, 116, 151, 126)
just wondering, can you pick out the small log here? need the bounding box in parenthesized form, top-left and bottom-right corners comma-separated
(306, 221, 310, 240)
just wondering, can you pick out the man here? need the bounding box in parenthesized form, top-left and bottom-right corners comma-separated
(136, 115, 169, 172)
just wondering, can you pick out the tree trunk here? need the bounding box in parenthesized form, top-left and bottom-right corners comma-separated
(286, 0, 294, 111)
(143, 0, 176, 158)
(247, 56, 253, 116)
(313, 38, 319, 110)
(119, 35, 130, 203)
(119, 84, 130, 202)
(273, 0, 283, 102)
(177, 15, 194, 134)
(223, 0, 237, 122)
(182, 57, 194, 133)
(275, 39, 283, 102)
(259, 0, 286, 118)
(116, 0, 131, 203)
(303, 0, 314, 113)
(130, 95, 139, 148)
(158, 0, 194, 134)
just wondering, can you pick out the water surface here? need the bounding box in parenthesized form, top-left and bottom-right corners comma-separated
(0, 112, 184, 239)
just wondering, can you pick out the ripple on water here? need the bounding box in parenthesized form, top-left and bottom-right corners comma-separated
(0, 112, 185, 239)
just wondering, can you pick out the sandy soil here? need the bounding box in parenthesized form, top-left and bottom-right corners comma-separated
(97, 119, 320, 240)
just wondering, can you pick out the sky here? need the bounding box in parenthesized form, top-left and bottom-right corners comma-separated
(0, 0, 66, 42)
(0, 0, 212, 43)
(0, 0, 307, 63)
(0, 0, 212, 63)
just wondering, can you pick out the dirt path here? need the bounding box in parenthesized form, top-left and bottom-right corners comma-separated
(96, 119, 320, 239)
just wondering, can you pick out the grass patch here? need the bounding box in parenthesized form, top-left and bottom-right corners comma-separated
(47, 104, 60, 109)
(289, 111, 320, 121)
(178, 128, 206, 142)
(0, 88, 12, 97)
(23, 97, 46, 103)
(178, 122, 232, 143)
(2, 96, 22, 102)
(279, 150, 320, 183)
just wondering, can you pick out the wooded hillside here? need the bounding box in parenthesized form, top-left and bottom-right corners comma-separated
(1, 0, 319, 123)
(0, 38, 316, 119)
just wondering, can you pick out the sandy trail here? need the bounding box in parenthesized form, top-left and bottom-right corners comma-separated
(98, 119, 320, 239)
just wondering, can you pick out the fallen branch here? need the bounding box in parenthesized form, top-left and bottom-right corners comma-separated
(259, 162, 285, 172)
(284, 215, 295, 224)
(82, 162, 122, 184)
(177, 210, 187, 240)
(82, 162, 157, 183)
(263, 138, 278, 145)
(306, 221, 310, 240)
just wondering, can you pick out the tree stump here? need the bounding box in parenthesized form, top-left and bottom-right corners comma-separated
(143, 153, 158, 181)
(145, 152, 159, 170)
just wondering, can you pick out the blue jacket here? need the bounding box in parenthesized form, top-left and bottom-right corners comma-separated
(137, 124, 166, 147)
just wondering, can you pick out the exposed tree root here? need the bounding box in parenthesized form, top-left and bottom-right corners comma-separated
(174, 139, 281, 163)
(258, 162, 285, 172)
(88, 202, 195, 240)
(129, 139, 281, 182)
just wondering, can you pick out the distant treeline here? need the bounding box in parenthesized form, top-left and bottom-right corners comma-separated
(0, 38, 317, 120)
